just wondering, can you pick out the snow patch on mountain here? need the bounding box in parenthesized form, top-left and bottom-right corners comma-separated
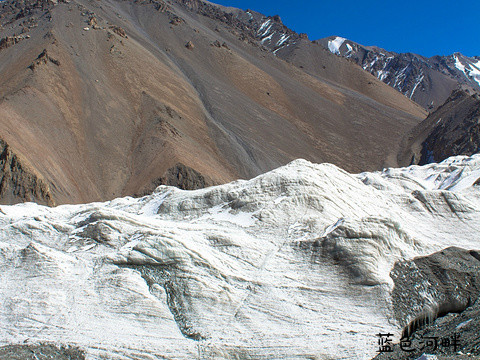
(276, 34, 289, 47)
(410, 72, 425, 99)
(346, 42, 353, 54)
(260, 33, 273, 44)
(455, 55, 480, 87)
(257, 19, 272, 37)
(0, 155, 479, 359)
(328, 36, 346, 55)
(455, 54, 466, 73)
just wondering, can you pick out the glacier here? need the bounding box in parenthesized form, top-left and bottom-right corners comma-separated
(0, 155, 480, 359)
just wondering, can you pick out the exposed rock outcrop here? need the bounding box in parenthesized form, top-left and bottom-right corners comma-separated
(0, 139, 54, 205)
(158, 163, 213, 190)
(0, 35, 28, 50)
(28, 48, 60, 70)
(0, 0, 53, 23)
(169, 14, 184, 26)
(136, 163, 214, 197)
(109, 25, 127, 38)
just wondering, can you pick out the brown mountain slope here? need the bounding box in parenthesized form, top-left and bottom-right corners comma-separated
(0, 0, 426, 205)
(398, 90, 480, 166)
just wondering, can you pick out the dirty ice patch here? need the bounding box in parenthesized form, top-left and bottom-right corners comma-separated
(195, 204, 256, 227)
(139, 190, 172, 216)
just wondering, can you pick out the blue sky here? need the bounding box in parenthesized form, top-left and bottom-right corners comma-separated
(212, 0, 479, 57)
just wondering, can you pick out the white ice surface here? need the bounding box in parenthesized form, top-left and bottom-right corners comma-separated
(1, 155, 480, 359)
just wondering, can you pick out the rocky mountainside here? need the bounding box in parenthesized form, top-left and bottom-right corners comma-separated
(0, 154, 479, 359)
(399, 90, 480, 166)
(0, 0, 426, 205)
(318, 36, 480, 110)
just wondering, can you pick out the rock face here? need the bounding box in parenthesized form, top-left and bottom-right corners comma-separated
(109, 25, 126, 38)
(0, 35, 28, 50)
(0, 139, 53, 205)
(399, 90, 480, 166)
(0, 0, 425, 204)
(28, 48, 60, 70)
(0, 0, 53, 23)
(159, 163, 211, 189)
(0, 154, 479, 359)
(318, 36, 480, 110)
(135, 163, 214, 196)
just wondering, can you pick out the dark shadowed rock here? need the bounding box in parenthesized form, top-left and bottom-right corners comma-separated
(135, 163, 214, 196)
(0, 139, 54, 205)
(399, 90, 480, 166)
(158, 163, 213, 190)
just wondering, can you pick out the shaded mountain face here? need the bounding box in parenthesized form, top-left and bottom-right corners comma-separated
(398, 90, 480, 166)
(318, 36, 480, 111)
(0, 0, 426, 205)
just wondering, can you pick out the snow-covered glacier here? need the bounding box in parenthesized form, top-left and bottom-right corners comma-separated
(1, 155, 479, 359)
